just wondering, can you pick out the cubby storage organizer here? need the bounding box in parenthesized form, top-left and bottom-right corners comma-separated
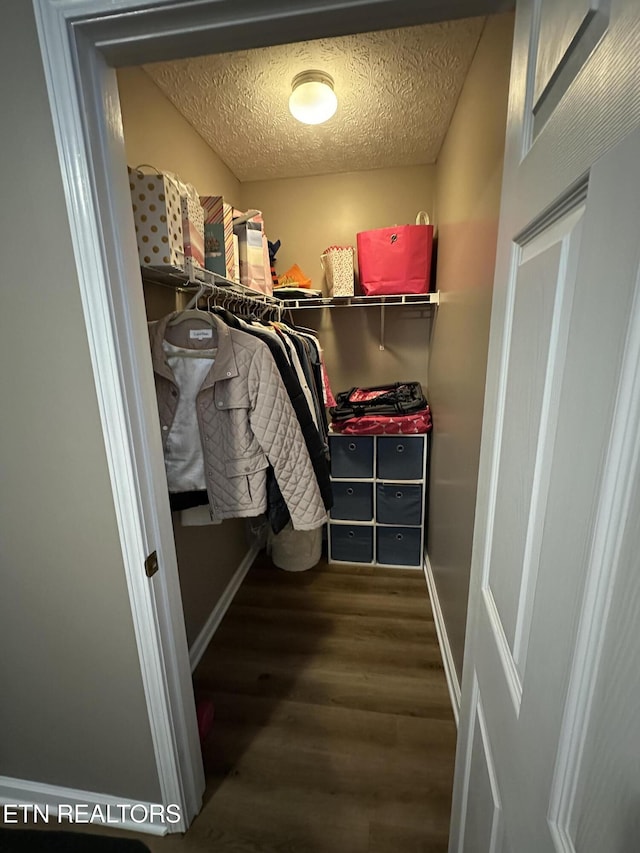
(328, 433, 427, 568)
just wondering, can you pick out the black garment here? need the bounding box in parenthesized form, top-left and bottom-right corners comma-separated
(169, 490, 209, 512)
(297, 333, 330, 443)
(280, 330, 328, 445)
(265, 464, 289, 534)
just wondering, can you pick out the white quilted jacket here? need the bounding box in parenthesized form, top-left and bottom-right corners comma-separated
(149, 313, 327, 529)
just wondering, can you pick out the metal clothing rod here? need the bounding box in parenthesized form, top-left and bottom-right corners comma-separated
(184, 257, 281, 304)
(141, 258, 284, 318)
(184, 281, 282, 322)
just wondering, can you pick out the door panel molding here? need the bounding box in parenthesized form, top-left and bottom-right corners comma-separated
(459, 678, 505, 853)
(478, 698, 505, 853)
(533, 3, 611, 138)
(482, 588, 522, 712)
(486, 198, 585, 666)
(488, 241, 560, 646)
(479, 245, 520, 588)
(476, 240, 522, 709)
(511, 3, 640, 240)
(512, 206, 585, 676)
(520, 0, 543, 158)
(548, 254, 640, 849)
(455, 676, 479, 853)
(479, 180, 588, 660)
(514, 174, 589, 246)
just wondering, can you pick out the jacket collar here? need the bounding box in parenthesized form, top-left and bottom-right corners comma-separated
(149, 312, 239, 386)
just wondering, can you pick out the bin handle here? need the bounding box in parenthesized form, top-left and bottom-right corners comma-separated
(397, 444, 405, 453)
(347, 488, 354, 496)
(348, 442, 356, 451)
(396, 491, 403, 499)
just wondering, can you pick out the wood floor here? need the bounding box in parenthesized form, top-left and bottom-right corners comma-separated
(149, 554, 457, 853)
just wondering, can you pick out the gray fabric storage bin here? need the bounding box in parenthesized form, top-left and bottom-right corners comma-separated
(330, 482, 373, 521)
(330, 435, 374, 478)
(376, 483, 422, 526)
(376, 436, 425, 480)
(376, 526, 422, 566)
(330, 524, 373, 563)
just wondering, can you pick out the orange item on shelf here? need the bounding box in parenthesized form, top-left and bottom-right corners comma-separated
(277, 263, 312, 289)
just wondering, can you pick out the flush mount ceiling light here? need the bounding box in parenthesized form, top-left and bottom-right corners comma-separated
(288, 70, 338, 125)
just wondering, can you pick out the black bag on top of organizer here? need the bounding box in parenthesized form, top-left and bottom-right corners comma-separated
(329, 382, 431, 435)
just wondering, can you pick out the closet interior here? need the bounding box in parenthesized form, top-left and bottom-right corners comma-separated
(118, 10, 514, 687)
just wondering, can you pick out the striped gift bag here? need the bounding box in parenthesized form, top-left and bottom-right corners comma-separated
(201, 195, 235, 281)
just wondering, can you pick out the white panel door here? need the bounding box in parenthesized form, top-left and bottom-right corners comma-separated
(449, 1, 640, 851)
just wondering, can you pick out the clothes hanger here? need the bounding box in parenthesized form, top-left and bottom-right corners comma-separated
(259, 303, 274, 324)
(206, 285, 216, 314)
(167, 283, 217, 327)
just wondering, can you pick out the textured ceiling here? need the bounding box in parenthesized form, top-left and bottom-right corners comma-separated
(143, 18, 485, 181)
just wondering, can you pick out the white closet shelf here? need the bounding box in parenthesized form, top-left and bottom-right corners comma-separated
(279, 292, 439, 351)
(277, 292, 440, 310)
(139, 262, 438, 349)
(140, 259, 281, 306)
(139, 261, 439, 311)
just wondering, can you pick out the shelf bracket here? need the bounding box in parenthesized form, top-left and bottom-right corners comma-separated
(379, 304, 386, 351)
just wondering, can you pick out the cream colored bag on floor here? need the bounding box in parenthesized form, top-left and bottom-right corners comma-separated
(267, 522, 323, 572)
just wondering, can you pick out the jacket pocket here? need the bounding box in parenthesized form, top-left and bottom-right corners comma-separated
(214, 391, 255, 455)
(214, 385, 250, 410)
(225, 454, 269, 505)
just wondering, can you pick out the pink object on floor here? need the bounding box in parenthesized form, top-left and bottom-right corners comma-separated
(195, 697, 215, 744)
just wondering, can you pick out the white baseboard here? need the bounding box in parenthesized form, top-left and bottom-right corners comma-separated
(423, 554, 461, 727)
(0, 776, 171, 835)
(188, 544, 260, 672)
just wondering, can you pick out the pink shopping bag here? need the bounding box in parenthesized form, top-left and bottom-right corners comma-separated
(356, 211, 433, 295)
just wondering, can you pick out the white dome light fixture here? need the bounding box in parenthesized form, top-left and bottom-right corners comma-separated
(289, 70, 338, 125)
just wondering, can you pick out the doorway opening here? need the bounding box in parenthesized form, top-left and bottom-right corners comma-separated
(33, 0, 512, 842)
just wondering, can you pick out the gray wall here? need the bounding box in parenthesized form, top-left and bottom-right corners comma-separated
(241, 165, 436, 397)
(241, 166, 436, 297)
(428, 14, 514, 680)
(0, 0, 160, 801)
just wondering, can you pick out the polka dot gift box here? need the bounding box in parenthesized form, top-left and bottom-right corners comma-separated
(128, 167, 184, 270)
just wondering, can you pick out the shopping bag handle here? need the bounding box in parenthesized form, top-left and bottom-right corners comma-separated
(132, 164, 201, 204)
(415, 211, 430, 225)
